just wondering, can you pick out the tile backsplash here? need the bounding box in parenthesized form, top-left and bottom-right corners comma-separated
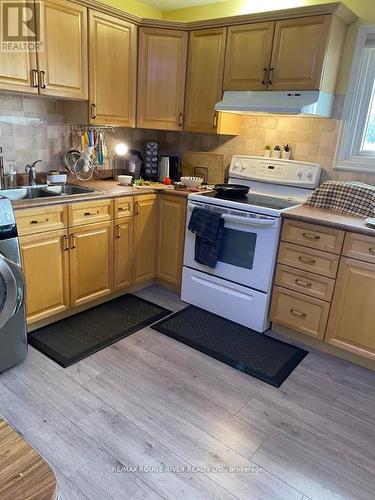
(0, 93, 68, 174)
(1, 92, 374, 185)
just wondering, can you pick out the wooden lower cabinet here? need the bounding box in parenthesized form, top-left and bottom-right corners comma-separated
(157, 195, 186, 286)
(19, 230, 70, 324)
(325, 258, 375, 360)
(114, 217, 133, 291)
(271, 286, 330, 340)
(69, 221, 113, 307)
(133, 195, 158, 285)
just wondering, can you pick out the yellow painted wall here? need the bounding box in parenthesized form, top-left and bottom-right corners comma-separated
(99, 0, 162, 19)
(163, 0, 375, 94)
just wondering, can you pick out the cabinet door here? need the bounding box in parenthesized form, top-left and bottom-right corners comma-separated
(20, 230, 69, 324)
(325, 258, 375, 361)
(114, 217, 133, 291)
(137, 28, 188, 131)
(133, 195, 157, 284)
(37, 0, 88, 98)
(0, 0, 38, 94)
(69, 221, 113, 307)
(184, 28, 227, 133)
(269, 15, 330, 91)
(89, 11, 136, 127)
(157, 195, 186, 286)
(223, 22, 274, 91)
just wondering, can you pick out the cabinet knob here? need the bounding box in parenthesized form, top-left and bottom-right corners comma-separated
(298, 255, 316, 265)
(302, 232, 320, 241)
(32, 69, 39, 88)
(290, 309, 306, 319)
(39, 70, 46, 89)
(261, 67, 268, 85)
(369, 247, 375, 255)
(91, 103, 97, 120)
(268, 67, 274, 85)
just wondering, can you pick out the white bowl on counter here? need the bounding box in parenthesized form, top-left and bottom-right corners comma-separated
(180, 176, 204, 188)
(118, 175, 133, 186)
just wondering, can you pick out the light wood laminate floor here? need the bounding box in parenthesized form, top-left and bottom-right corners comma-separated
(1, 286, 375, 500)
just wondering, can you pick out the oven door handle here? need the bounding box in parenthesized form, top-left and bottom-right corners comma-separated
(221, 213, 277, 227)
(187, 203, 277, 227)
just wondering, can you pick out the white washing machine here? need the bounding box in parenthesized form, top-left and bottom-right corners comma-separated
(0, 196, 27, 372)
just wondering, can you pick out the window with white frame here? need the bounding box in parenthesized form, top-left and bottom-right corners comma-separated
(335, 26, 375, 172)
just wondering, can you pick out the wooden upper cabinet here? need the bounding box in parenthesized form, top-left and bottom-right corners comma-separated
(184, 28, 227, 133)
(137, 27, 188, 131)
(0, 0, 38, 93)
(89, 11, 136, 126)
(37, 0, 88, 99)
(223, 22, 275, 91)
(0, 49, 38, 94)
(269, 15, 331, 91)
(325, 257, 375, 361)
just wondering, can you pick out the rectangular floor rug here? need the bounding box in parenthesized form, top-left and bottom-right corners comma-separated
(151, 305, 308, 387)
(28, 294, 171, 367)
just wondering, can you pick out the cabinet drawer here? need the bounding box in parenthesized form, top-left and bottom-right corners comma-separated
(343, 232, 375, 264)
(15, 205, 67, 236)
(274, 264, 335, 302)
(282, 219, 344, 254)
(278, 242, 339, 278)
(68, 199, 112, 226)
(114, 196, 133, 219)
(270, 286, 330, 340)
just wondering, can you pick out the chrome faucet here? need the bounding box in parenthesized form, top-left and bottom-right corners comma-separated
(0, 147, 5, 189)
(25, 160, 42, 186)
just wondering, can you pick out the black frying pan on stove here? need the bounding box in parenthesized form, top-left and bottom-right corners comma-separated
(213, 184, 250, 197)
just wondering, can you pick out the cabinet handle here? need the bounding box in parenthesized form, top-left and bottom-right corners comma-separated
(295, 278, 312, 288)
(70, 233, 76, 249)
(302, 232, 320, 241)
(63, 235, 69, 251)
(268, 67, 274, 85)
(290, 309, 306, 318)
(91, 103, 97, 120)
(298, 255, 316, 265)
(212, 112, 218, 129)
(39, 70, 46, 89)
(116, 224, 121, 238)
(30, 217, 49, 224)
(261, 67, 268, 85)
(179, 112, 183, 127)
(32, 69, 39, 88)
(369, 247, 375, 255)
(118, 206, 128, 212)
(83, 210, 99, 216)
(134, 201, 139, 215)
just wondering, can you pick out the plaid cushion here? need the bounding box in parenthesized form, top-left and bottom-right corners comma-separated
(305, 181, 375, 217)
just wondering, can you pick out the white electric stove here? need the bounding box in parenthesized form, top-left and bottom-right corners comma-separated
(181, 155, 321, 332)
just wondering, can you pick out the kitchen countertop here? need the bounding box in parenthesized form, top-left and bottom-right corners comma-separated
(283, 204, 375, 236)
(10, 179, 194, 210)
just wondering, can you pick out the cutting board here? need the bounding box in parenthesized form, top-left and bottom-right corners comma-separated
(181, 152, 225, 184)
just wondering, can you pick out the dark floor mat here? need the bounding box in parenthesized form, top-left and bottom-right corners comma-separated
(151, 306, 308, 387)
(28, 295, 171, 367)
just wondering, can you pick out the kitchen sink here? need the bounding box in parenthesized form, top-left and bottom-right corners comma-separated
(0, 184, 100, 201)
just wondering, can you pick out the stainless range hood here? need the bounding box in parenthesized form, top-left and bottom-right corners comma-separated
(215, 90, 334, 117)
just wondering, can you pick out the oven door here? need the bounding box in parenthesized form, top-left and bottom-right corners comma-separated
(184, 201, 281, 292)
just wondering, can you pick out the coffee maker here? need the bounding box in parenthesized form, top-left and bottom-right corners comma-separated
(158, 155, 179, 182)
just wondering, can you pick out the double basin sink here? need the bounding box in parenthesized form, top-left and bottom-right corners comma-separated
(0, 184, 99, 201)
